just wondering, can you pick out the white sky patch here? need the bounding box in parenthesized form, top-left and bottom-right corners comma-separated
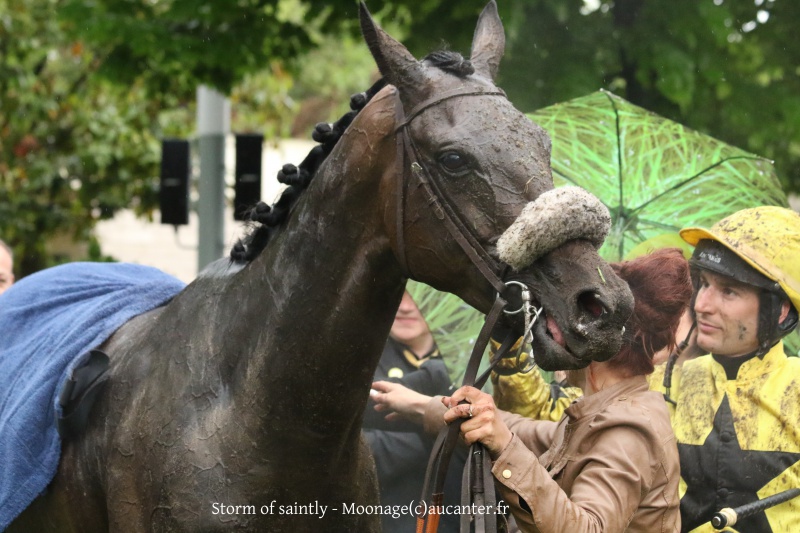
(580, 0, 601, 15)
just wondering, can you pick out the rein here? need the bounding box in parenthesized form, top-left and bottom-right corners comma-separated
(391, 86, 522, 533)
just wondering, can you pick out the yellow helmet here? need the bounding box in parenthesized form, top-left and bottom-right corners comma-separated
(680, 206, 800, 313)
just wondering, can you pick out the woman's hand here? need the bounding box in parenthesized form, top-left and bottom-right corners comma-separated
(370, 381, 432, 425)
(442, 386, 513, 459)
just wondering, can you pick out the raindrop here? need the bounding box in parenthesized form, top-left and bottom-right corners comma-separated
(757, 10, 769, 23)
(742, 20, 757, 32)
(714, 0, 723, 5)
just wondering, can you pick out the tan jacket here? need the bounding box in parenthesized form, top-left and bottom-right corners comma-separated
(426, 376, 680, 533)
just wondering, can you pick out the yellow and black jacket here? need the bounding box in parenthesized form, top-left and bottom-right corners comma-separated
(650, 343, 800, 533)
(495, 342, 800, 532)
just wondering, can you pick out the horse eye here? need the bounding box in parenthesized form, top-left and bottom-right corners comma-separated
(438, 152, 469, 175)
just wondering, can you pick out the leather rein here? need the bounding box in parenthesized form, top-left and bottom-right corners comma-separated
(392, 86, 527, 533)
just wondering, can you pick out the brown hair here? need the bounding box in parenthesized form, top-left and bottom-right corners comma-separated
(607, 248, 692, 376)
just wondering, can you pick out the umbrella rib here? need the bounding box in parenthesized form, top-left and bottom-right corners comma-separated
(629, 155, 768, 215)
(603, 91, 625, 221)
(553, 168, 579, 185)
(633, 217, 682, 233)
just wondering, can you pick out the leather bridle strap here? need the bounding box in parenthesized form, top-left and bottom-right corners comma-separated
(389, 86, 514, 533)
(416, 298, 519, 533)
(394, 96, 411, 276)
(393, 88, 508, 294)
(398, 87, 507, 129)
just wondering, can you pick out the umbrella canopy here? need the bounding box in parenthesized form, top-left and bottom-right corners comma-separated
(406, 279, 486, 387)
(410, 91, 797, 380)
(527, 90, 789, 262)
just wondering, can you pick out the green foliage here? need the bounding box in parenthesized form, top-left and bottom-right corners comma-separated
(0, 0, 173, 275)
(387, 0, 800, 193)
(54, 0, 367, 98)
(487, 0, 800, 194)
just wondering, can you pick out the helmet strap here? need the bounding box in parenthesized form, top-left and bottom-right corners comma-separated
(756, 292, 797, 356)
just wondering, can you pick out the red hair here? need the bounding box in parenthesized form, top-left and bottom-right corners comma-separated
(607, 248, 692, 376)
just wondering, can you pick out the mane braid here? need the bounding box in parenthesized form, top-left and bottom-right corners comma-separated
(423, 50, 475, 77)
(229, 78, 388, 263)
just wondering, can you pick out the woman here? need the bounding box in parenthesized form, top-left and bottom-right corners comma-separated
(371, 248, 692, 532)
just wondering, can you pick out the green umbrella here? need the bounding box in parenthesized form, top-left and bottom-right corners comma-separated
(406, 280, 487, 388)
(527, 89, 789, 262)
(410, 90, 797, 378)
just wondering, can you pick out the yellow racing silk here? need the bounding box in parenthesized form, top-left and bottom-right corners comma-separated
(489, 340, 582, 422)
(650, 343, 800, 532)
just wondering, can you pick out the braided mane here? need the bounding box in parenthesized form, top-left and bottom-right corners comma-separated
(230, 50, 473, 263)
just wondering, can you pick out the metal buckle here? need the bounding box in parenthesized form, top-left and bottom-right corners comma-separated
(502, 281, 542, 373)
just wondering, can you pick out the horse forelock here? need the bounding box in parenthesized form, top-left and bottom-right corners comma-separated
(422, 50, 475, 78)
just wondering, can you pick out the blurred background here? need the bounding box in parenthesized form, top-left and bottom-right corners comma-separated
(2, 0, 799, 283)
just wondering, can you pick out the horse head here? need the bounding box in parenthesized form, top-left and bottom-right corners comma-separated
(360, 1, 633, 370)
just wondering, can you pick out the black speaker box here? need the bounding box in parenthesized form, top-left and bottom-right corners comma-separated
(234, 133, 264, 221)
(159, 139, 191, 226)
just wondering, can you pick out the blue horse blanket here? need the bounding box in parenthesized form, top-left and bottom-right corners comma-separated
(0, 262, 185, 529)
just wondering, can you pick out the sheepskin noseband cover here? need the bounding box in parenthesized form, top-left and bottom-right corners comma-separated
(498, 186, 611, 270)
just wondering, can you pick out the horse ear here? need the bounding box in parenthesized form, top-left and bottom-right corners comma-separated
(359, 2, 428, 104)
(470, 0, 505, 80)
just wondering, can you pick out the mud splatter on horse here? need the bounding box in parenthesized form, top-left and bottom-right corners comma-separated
(8, 2, 632, 531)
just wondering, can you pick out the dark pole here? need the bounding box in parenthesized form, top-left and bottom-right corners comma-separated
(711, 488, 800, 530)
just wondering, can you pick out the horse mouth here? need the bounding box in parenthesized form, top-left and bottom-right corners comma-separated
(530, 314, 592, 370)
(526, 292, 615, 371)
(545, 314, 565, 347)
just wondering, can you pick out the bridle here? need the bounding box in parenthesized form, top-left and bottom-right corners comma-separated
(392, 86, 534, 533)
(393, 85, 509, 294)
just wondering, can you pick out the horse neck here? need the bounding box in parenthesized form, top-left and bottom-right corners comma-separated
(221, 90, 407, 437)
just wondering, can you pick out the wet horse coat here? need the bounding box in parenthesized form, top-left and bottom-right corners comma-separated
(8, 2, 633, 531)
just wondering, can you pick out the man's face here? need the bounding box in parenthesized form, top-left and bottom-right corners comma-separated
(0, 247, 13, 295)
(389, 291, 431, 347)
(693, 270, 760, 357)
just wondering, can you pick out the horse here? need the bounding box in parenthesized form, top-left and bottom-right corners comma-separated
(8, 2, 633, 531)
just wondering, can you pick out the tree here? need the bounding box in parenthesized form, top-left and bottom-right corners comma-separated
(400, 0, 800, 194)
(0, 0, 396, 278)
(0, 0, 189, 274)
(5, 0, 799, 277)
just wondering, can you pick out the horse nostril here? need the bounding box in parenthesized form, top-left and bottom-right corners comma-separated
(578, 291, 607, 319)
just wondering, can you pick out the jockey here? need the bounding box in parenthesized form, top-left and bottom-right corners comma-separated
(659, 205, 800, 532)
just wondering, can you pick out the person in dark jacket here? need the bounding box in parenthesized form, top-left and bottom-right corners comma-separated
(363, 290, 462, 533)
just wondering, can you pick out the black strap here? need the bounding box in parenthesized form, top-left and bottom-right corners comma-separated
(389, 86, 515, 533)
(394, 96, 412, 277)
(57, 349, 110, 440)
(417, 297, 516, 533)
